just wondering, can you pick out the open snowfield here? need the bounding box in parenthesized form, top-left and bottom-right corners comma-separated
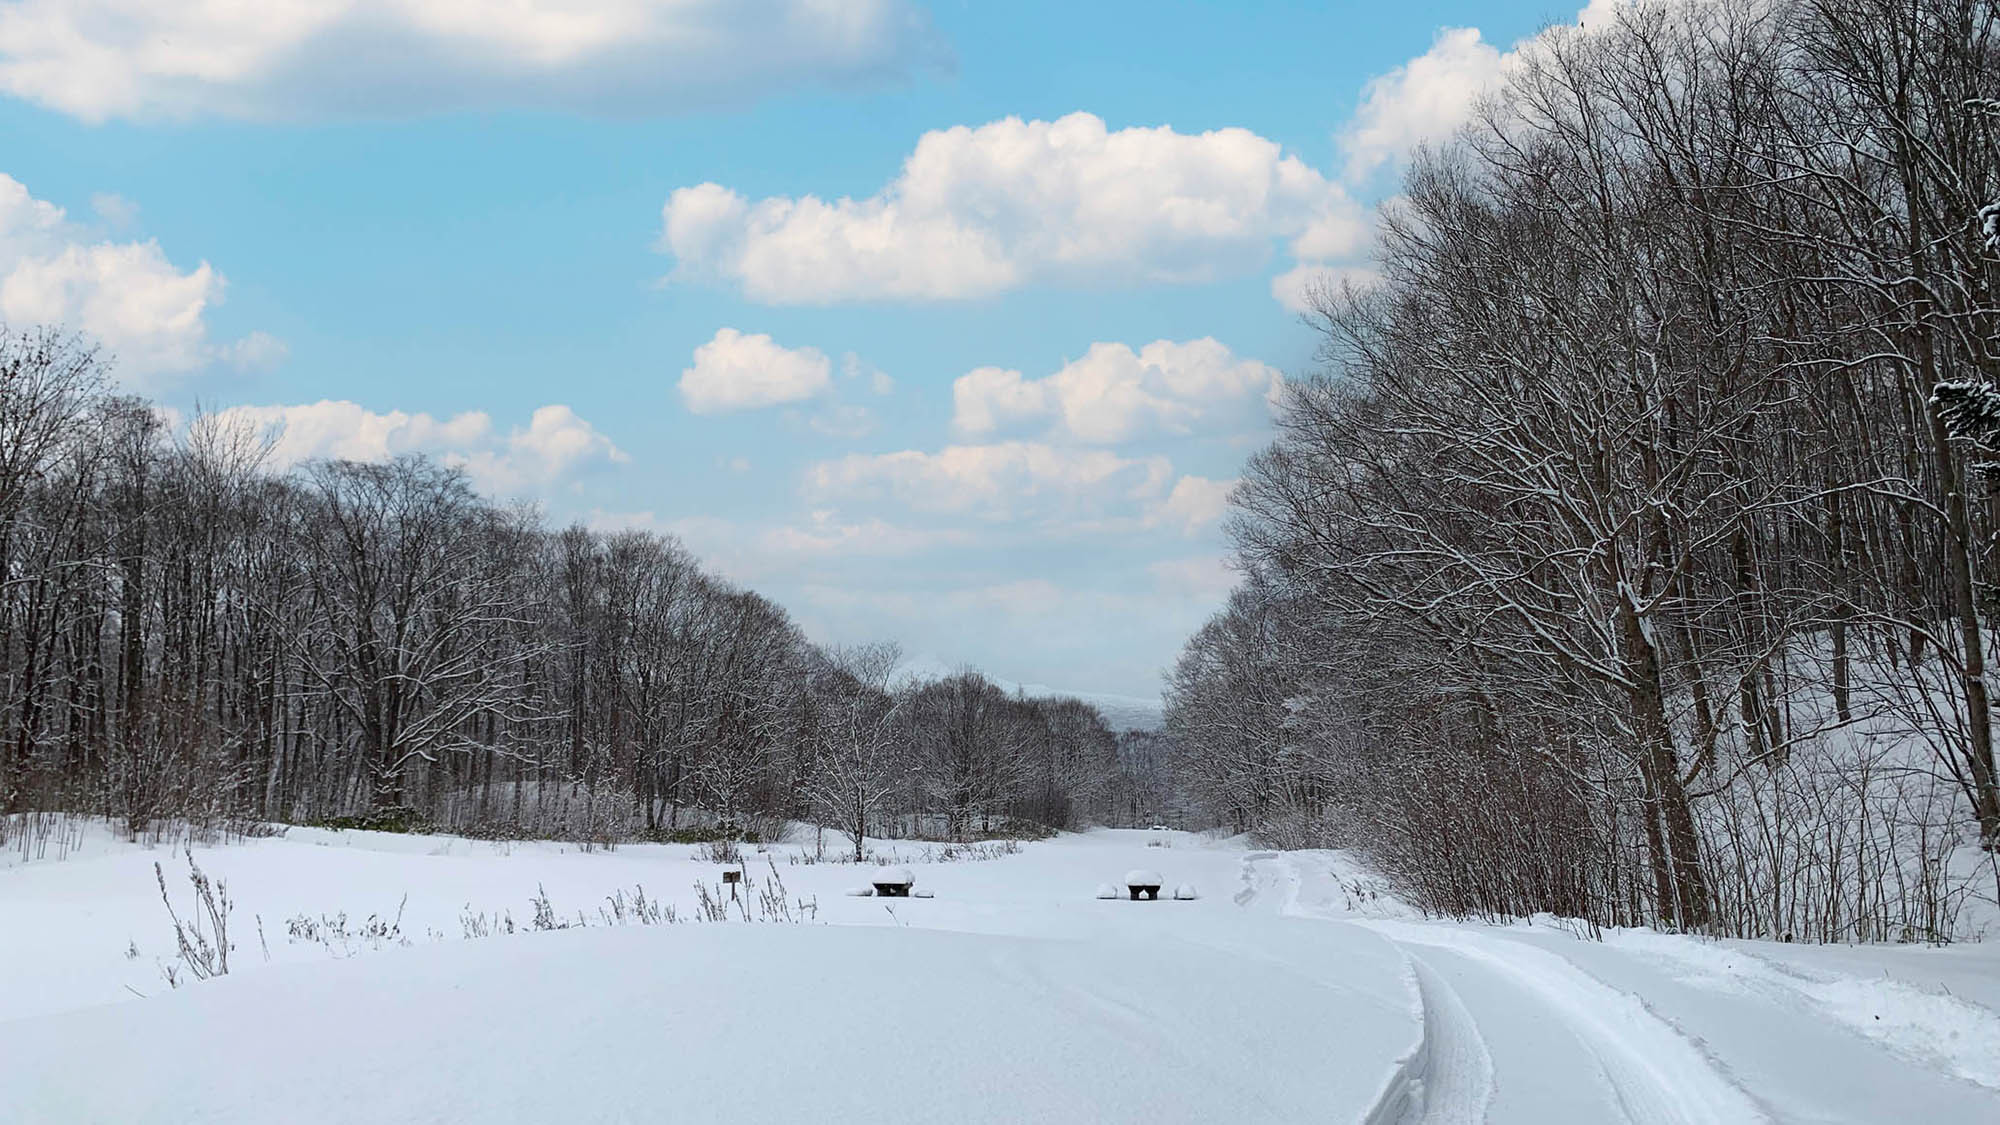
(4, 824, 1999, 1123)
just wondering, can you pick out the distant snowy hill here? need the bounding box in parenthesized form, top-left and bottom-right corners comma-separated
(893, 653, 1164, 732)
(1017, 685, 1164, 733)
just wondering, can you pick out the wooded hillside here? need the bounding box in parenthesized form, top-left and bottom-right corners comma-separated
(1169, 0, 2000, 941)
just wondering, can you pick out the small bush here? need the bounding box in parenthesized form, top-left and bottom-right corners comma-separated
(637, 824, 762, 845)
(284, 897, 410, 956)
(984, 817, 1059, 842)
(789, 838, 1021, 866)
(698, 837, 743, 863)
(309, 806, 437, 835)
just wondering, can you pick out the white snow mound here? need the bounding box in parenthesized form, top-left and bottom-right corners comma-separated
(1125, 868, 1164, 887)
(870, 865, 914, 886)
(1173, 884, 1198, 900)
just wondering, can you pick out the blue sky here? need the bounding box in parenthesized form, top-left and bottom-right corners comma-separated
(0, 0, 1572, 699)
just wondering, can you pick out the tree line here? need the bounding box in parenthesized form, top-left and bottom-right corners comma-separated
(1170, 0, 2000, 941)
(0, 328, 1141, 852)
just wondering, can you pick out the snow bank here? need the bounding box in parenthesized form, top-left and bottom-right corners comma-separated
(1358, 919, 1770, 1122)
(1248, 851, 2000, 1122)
(1604, 928, 2000, 1092)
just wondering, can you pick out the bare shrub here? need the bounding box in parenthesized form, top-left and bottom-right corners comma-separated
(697, 837, 742, 864)
(283, 895, 410, 956)
(154, 849, 231, 984)
(5, 810, 87, 863)
(785, 838, 1020, 866)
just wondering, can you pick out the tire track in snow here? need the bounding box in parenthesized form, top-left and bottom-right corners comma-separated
(1237, 852, 1493, 1124)
(1396, 954, 1495, 1123)
(1362, 951, 1496, 1125)
(1235, 850, 1280, 905)
(1247, 852, 1766, 1123)
(1361, 921, 1771, 1124)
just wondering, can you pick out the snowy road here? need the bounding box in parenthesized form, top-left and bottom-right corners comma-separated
(4, 827, 1998, 1122)
(1370, 933, 1767, 1123)
(1243, 850, 2000, 1124)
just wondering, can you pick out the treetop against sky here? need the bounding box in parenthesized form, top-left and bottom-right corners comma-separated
(0, 0, 1583, 697)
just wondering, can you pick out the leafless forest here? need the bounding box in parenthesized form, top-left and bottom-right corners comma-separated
(17, 0, 2000, 949)
(0, 329, 1155, 855)
(1168, 0, 2000, 941)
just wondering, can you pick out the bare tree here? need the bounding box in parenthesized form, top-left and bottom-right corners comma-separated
(802, 642, 905, 860)
(1170, 0, 2000, 939)
(293, 458, 540, 810)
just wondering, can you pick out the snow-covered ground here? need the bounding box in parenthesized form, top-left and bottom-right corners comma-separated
(1258, 849, 2000, 1123)
(3, 822, 1998, 1122)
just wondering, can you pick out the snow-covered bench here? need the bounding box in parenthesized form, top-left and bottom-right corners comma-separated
(871, 865, 915, 897)
(1125, 868, 1164, 901)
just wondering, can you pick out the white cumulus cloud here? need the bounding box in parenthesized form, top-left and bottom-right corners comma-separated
(806, 441, 1174, 522)
(1280, 2, 1627, 315)
(208, 399, 626, 496)
(951, 366, 1050, 437)
(679, 327, 833, 414)
(0, 0, 944, 122)
(762, 512, 969, 558)
(0, 172, 268, 385)
(952, 338, 1280, 445)
(1342, 27, 1510, 183)
(842, 352, 896, 396)
(1149, 554, 1239, 600)
(660, 111, 1364, 303)
(1148, 475, 1236, 535)
(1271, 262, 1383, 315)
(1338, 3, 1634, 184)
(590, 509, 970, 583)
